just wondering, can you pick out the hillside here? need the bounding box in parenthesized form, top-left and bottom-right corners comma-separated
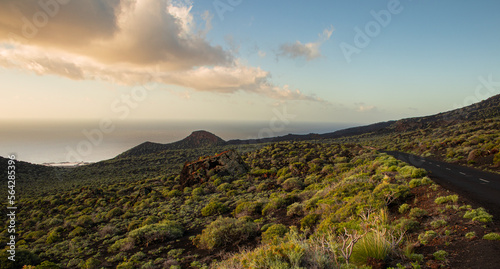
(2, 141, 499, 268)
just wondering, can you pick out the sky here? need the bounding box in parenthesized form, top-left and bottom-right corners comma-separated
(1, 0, 500, 162)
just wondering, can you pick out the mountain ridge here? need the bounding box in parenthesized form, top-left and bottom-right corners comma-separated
(116, 94, 500, 158)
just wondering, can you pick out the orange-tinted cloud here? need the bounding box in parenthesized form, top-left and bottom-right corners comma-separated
(0, 0, 324, 101)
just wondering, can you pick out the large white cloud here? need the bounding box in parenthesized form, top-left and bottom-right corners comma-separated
(0, 0, 323, 101)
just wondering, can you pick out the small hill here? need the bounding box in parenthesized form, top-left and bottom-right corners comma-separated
(118, 130, 226, 158)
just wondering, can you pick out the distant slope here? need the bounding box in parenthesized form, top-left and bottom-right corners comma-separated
(384, 94, 500, 133)
(0, 156, 65, 194)
(118, 130, 226, 158)
(117, 94, 500, 158)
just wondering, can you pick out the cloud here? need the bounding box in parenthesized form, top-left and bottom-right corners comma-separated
(355, 103, 378, 113)
(277, 25, 334, 61)
(0, 0, 324, 102)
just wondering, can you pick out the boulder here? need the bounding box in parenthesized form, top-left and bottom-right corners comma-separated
(179, 150, 248, 187)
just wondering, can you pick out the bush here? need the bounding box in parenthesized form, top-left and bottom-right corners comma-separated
(233, 201, 262, 217)
(433, 250, 448, 261)
(108, 237, 135, 252)
(483, 232, 500, 241)
(409, 207, 428, 218)
(201, 200, 229, 217)
(167, 189, 182, 198)
(194, 217, 257, 249)
(192, 187, 204, 197)
(69, 226, 86, 237)
(399, 166, 426, 178)
(106, 207, 124, 219)
(351, 231, 391, 266)
(435, 195, 458, 204)
(286, 202, 304, 217)
(129, 221, 184, 245)
(395, 218, 420, 232)
(411, 168, 427, 178)
(300, 214, 320, 230)
(76, 215, 93, 227)
(465, 232, 476, 239)
(418, 230, 437, 245)
(281, 178, 303, 191)
(408, 178, 422, 188)
(430, 219, 447, 229)
(261, 224, 288, 243)
(46, 227, 63, 244)
(217, 183, 232, 192)
(398, 203, 410, 214)
(82, 257, 101, 269)
(463, 207, 493, 223)
(127, 220, 142, 231)
(262, 198, 287, 216)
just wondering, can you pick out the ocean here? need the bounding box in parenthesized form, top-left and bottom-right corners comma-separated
(0, 120, 356, 164)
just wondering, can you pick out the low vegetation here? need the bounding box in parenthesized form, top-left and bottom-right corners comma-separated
(1, 139, 498, 268)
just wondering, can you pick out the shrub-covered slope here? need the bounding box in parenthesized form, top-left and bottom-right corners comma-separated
(2, 141, 498, 268)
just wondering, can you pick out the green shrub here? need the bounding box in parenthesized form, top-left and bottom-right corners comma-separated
(418, 230, 437, 245)
(129, 221, 184, 245)
(433, 250, 448, 261)
(262, 198, 287, 216)
(435, 195, 458, 204)
(69, 226, 86, 237)
(420, 177, 433, 185)
(408, 178, 422, 188)
(286, 202, 304, 217)
(33, 261, 61, 268)
(483, 232, 500, 241)
(201, 200, 229, 216)
(167, 189, 182, 198)
(398, 203, 410, 214)
(409, 207, 428, 218)
(82, 257, 101, 269)
(108, 237, 135, 252)
(192, 187, 204, 197)
(430, 219, 447, 229)
(463, 207, 493, 223)
(217, 183, 232, 192)
(373, 183, 409, 205)
(233, 201, 262, 217)
(130, 251, 146, 261)
(281, 177, 303, 191)
(411, 168, 427, 178)
(194, 217, 257, 249)
(127, 220, 142, 231)
(106, 207, 124, 219)
(262, 224, 288, 243)
(399, 166, 426, 178)
(351, 231, 391, 266)
(465, 232, 476, 239)
(116, 261, 136, 269)
(76, 215, 93, 227)
(395, 218, 420, 232)
(300, 214, 320, 230)
(46, 227, 63, 244)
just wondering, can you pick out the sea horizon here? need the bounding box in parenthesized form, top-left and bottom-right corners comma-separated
(0, 120, 359, 164)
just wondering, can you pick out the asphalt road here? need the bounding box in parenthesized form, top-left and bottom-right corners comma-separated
(383, 151, 500, 218)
